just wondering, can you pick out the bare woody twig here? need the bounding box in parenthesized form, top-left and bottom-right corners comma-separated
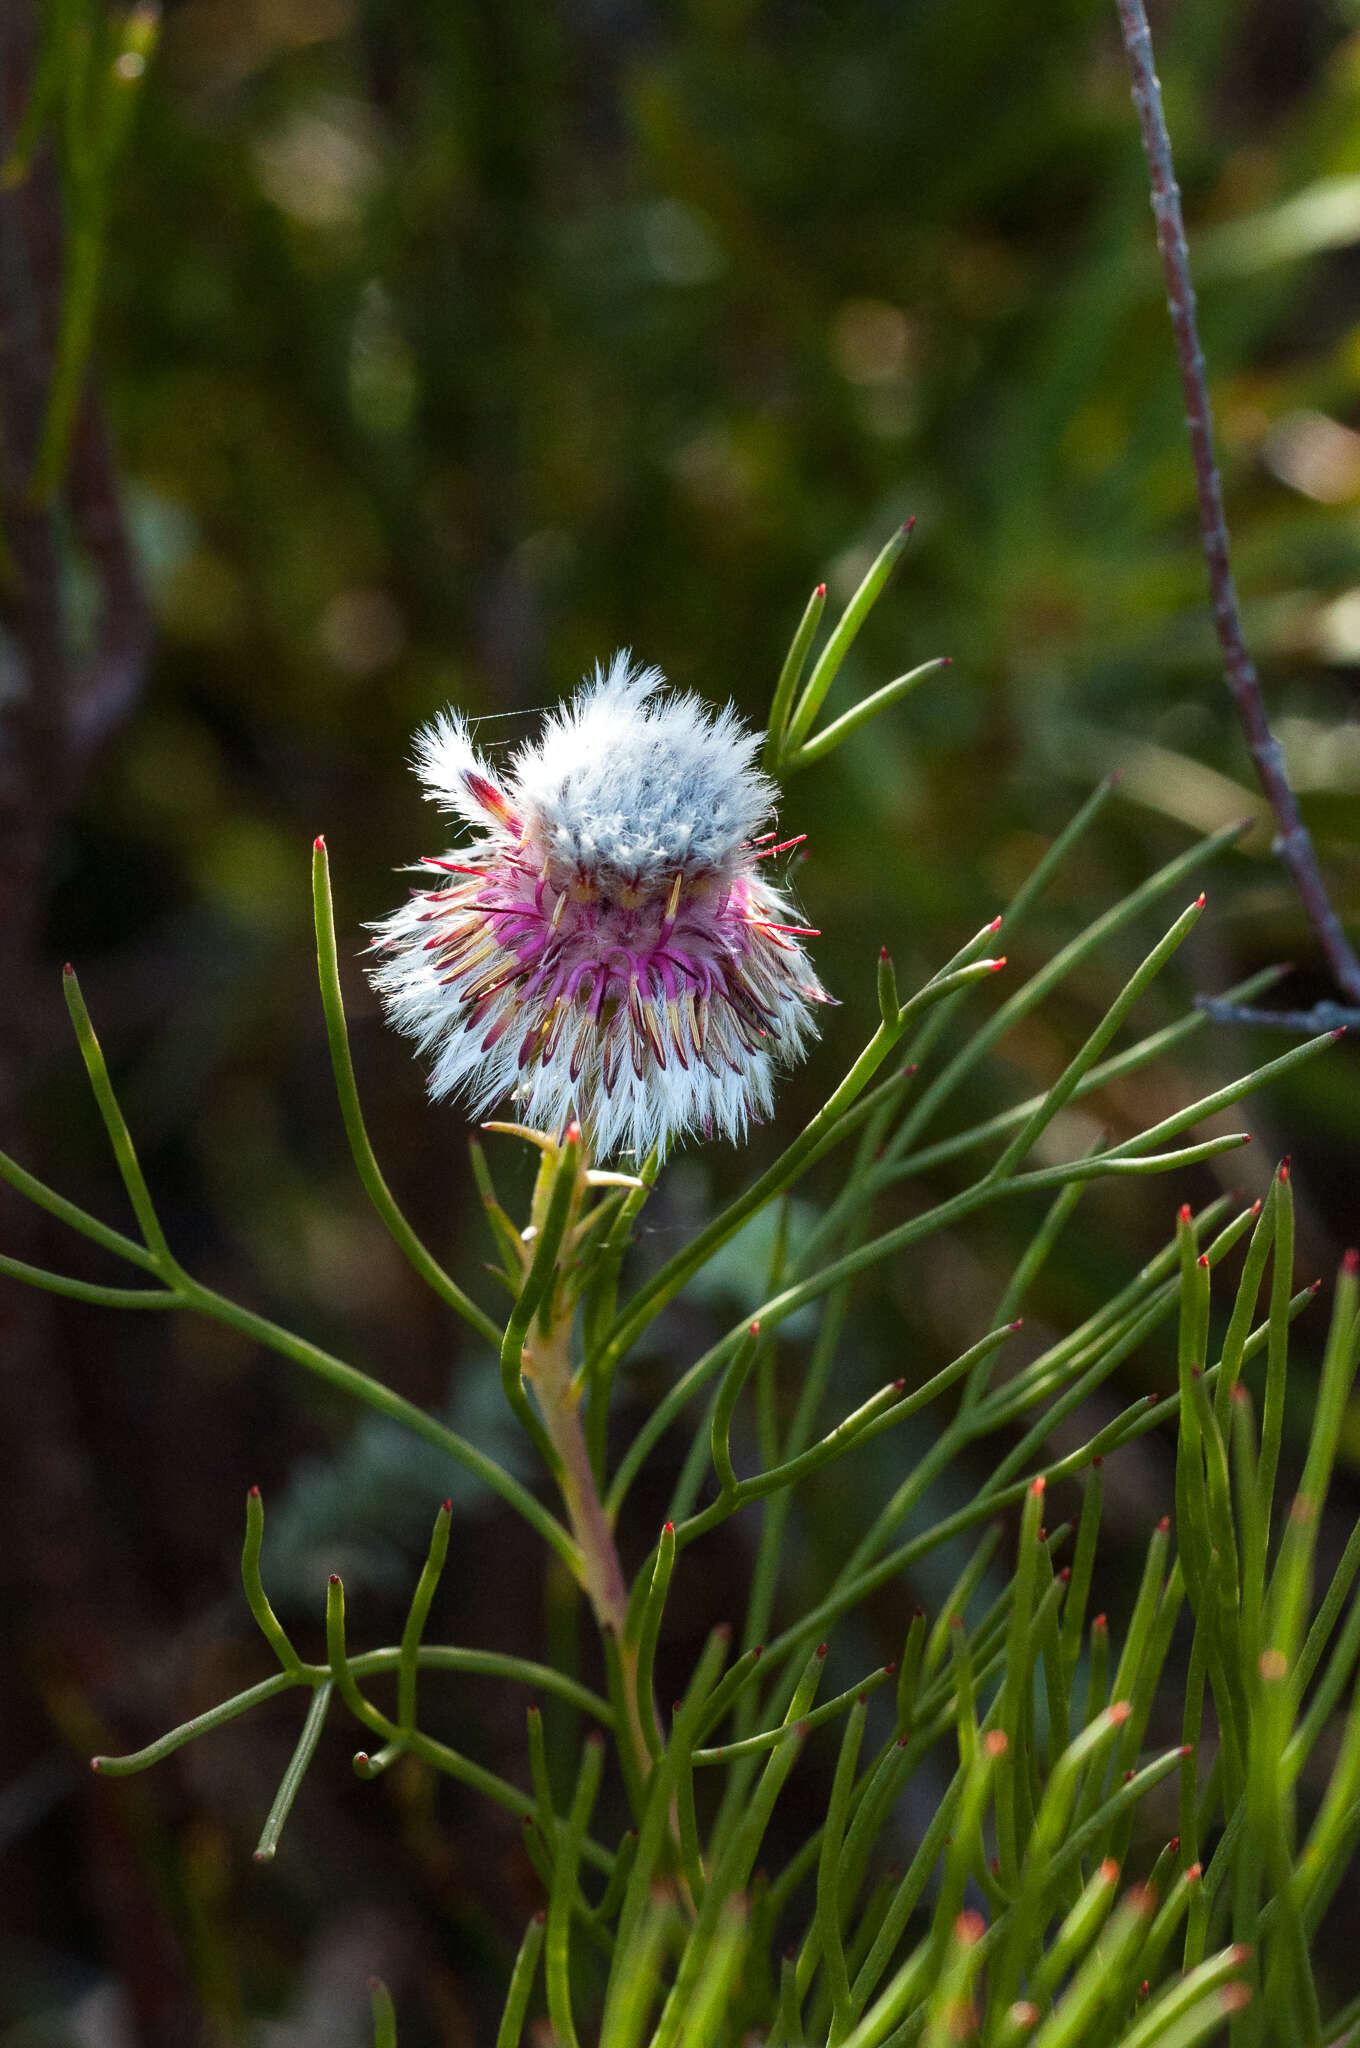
(1116, 0, 1360, 1030)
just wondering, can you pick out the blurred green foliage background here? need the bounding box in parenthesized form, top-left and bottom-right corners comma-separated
(3, 0, 1360, 2039)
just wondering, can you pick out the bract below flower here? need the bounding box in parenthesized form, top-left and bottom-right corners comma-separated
(369, 653, 830, 1159)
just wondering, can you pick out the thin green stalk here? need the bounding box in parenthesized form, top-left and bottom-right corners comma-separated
(544, 1735, 604, 2048)
(985, 893, 1206, 1183)
(241, 1486, 303, 1675)
(398, 1499, 452, 1732)
(765, 579, 827, 772)
(177, 1271, 578, 1572)
(867, 966, 1285, 1190)
(0, 1142, 160, 1271)
(631, 1521, 675, 1763)
(783, 523, 913, 754)
(313, 839, 502, 1345)
(606, 1133, 1249, 1524)
(787, 658, 950, 773)
(885, 818, 1250, 1167)
(369, 1977, 397, 2048)
(62, 966, 174, 1264)
(818, 1693, 868, 2041)
(495, 1914, 547, 2048)
(251, 1681, 332, 1863)
(0, 1255, 179, 1308)
(597, 921, 1006, 1384)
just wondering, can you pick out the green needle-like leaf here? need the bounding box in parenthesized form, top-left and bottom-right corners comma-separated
(313, 838, 502, 1346)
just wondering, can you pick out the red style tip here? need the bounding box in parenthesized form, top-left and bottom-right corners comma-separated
(329, 1573, 341, 1586)
(1343, 1248, 1359, 1274)
(1093, 1613, 1108, 1631)
(815, 581, 826, 597)
(902, 515, 917, 535)
(1333, 1025, 1348, 1039)
(314, 834, 326, 851)
(1194, 892, 1205, 909)
(62, 961, 73, 976)
(663, 1520, 674, 1535)
(990, 955, 1007, 972)
(1198, 1252, 1209, 1268)
(1168, 1836, 1180, 1853)
(816, 1642, 828, 1658)
(1059, 1566, 1071, 1584)
(1110, 1701, 1133, 1724)
(535, 1909, 547, 1925)
(1187, 1862, 1202, 1881)
(441, 1497, 452, 1514)
(249, 1483, 261, 1498)
(90, 1757, 102, 1773)
(1107, 769, 1123, 787)
(1009, 1317, 1023, 1330)
(564, 1120, 581, 1143)
(1179, 1742, 1195, 1757)
(1092, 1454, 1103, 1468)
(1158, 1516, 1170, 1533)
(940, 654, 953, 667)
(752, 1646, 763, 1660)
(1310, 1278, 1323, 1293)
(987, 915, 1003, 932)
(1250, 1199, 1262, 1216)
(879, 945, 890, 960)
(882, 1661, 896, 1676)
(893, 1377, 906, 1392)
(1279, 1156, 1291, 1183)
(1178, 1204, 1192, 1223)
(1123, 1769, 1135, 1782)
(1146, 1392, 1160, 1406)
(749, 1318, 761, 1336)
(715, 1622, 732, 1641)
(1030, 1475, 1046, 1497)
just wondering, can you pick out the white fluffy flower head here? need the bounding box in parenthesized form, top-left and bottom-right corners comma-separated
(369, 654, 830, 1158)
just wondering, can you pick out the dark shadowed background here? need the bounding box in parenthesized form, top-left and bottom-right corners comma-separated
(2, 0, 1359, 2040)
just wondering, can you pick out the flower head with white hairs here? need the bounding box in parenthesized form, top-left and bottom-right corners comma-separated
(369, 653, 830, 1159)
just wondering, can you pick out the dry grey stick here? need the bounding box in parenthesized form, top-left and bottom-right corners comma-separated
(1116, 0, 1360, 1029)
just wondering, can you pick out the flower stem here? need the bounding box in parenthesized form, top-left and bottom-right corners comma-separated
(522, 1308, 654, 1794)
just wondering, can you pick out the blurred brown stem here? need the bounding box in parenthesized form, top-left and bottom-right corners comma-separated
(1116, 0, 1360, 1027)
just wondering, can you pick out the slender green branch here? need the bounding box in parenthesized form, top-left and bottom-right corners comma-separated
(596, 925, 1006, 1385)
(62, 965, 175, 1265)
(784, 523, 914, 754)
(253, 1682, 332, 1863)
(0, 1254, 178, 1308)
(784, 657, 950, 774)
(765, 579, 827, 773)
(313, 839, 502, 1348)
(0, 1143, 160, 1271)
(175, 1272, 578, 1573)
